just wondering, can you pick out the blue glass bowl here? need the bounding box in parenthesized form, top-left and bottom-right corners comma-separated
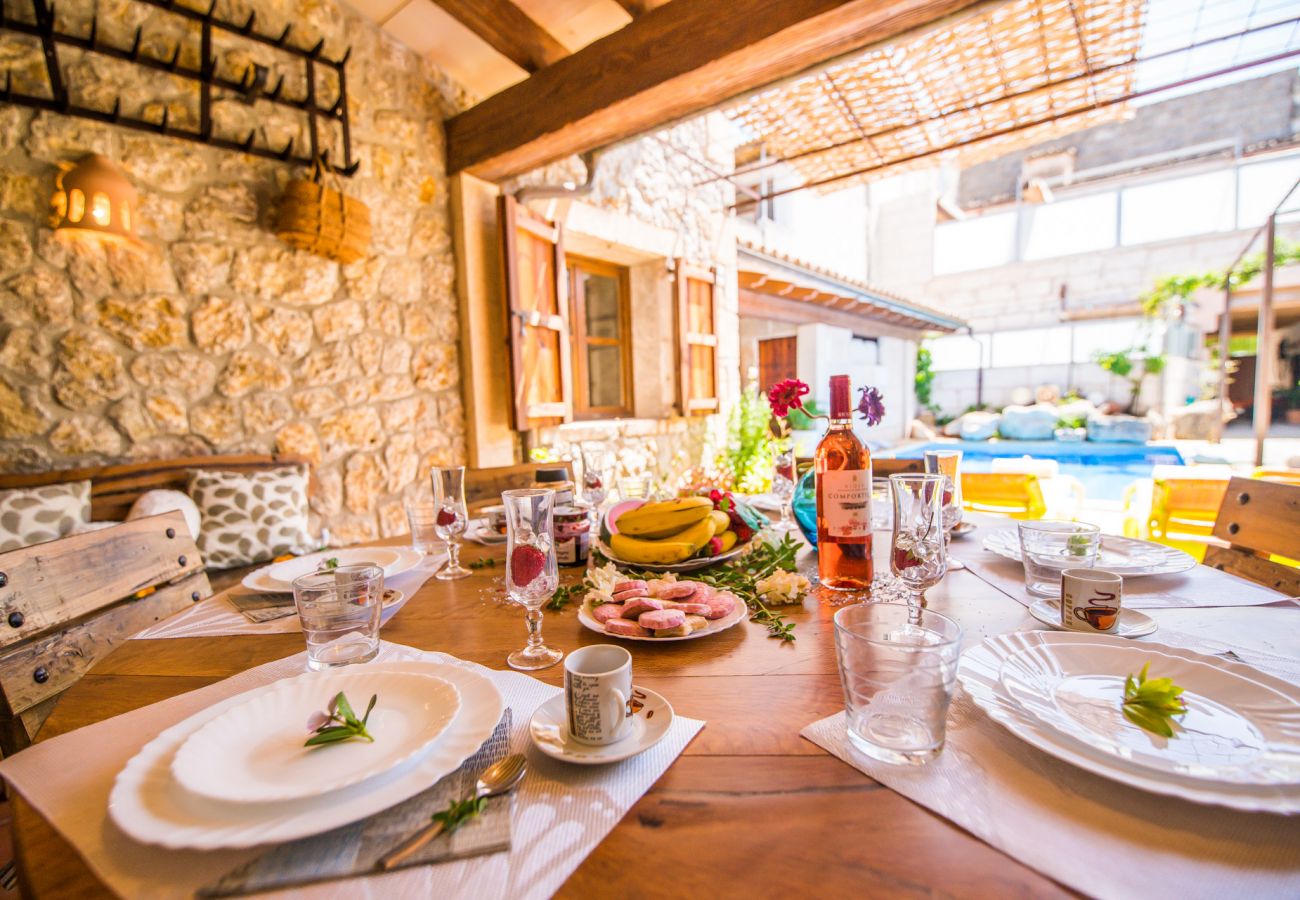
(792, 468, 818, 548)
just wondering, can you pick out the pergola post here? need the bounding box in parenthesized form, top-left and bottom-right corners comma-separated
(1215, 283, 1232, 444)
(1252, 215, 1276, 467)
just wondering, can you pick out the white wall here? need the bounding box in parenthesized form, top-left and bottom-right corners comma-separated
(795, 323, 915, 445)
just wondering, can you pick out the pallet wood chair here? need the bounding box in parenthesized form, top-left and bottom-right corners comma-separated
(0, 511, 210, 754)
(465, 462, 575, 510)
(1204, 477, 1300, 594)
(960, 472, 1048, 519)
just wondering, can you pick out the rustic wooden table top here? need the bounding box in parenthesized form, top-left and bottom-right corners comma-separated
(14, 521, 1075, 898)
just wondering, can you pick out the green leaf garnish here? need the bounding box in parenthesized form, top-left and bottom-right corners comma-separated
(546, 584, 580, 611)
(304, 691, 376, 747)
(1121, 663, 1187, 738)
(431, 795, 488, 834)
(321, 557, 341, 570)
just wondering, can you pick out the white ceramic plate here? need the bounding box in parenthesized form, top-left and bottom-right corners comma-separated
(594, 537, 751, 573)
(268, 548, 406, 584)
(983, 530, 1196, 576)
(242, 548, 423, 594)
(470, 525, 507, 545)
(995, 634, 1300, 787)
(529, 686, 673, 764)
(109, 660, 503, 849)
(1027, 597, 1157, 638)
(959, 637, 1300, 814)
(576, 593, 748, 643)
(171, 670, 461, 804)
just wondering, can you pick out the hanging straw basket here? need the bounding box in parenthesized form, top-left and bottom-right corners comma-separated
(275, 159, 371, 264)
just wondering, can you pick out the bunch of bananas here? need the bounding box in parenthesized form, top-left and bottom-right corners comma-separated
(609, 498, 739, 565)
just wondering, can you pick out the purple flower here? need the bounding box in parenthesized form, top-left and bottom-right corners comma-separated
(857, 386, 885, 426)
(306, 709, 331, 733)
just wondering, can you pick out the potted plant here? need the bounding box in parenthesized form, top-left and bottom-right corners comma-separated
(1054, 412, 1088, 442)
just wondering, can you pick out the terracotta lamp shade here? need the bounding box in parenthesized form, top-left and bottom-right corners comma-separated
(51, 154, 139, 244)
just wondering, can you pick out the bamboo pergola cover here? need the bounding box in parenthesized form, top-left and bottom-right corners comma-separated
(726, 0, 1146, 191)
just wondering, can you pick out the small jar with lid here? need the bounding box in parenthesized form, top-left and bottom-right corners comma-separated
(530, 467, 575, 507)
(553, 505, 591, 566)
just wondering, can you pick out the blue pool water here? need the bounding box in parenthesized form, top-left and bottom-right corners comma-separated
(888, 441, 1186, 501)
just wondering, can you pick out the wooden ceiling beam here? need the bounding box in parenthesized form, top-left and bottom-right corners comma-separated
(430, 0, 569, 73)
(446, 0, 989, 179)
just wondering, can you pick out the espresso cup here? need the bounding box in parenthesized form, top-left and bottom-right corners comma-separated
(563, 644, 633, 746)
(1061, 568, 1122, 634)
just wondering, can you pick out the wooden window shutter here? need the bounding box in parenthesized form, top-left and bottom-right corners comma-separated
(499, 195, 573, 430)
(674, 260, 719, 415)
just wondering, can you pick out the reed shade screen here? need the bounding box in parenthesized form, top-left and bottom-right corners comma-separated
(52, 154, 139, 244)
(275, 159, 371, 263)
(724, 0, 1145, 191)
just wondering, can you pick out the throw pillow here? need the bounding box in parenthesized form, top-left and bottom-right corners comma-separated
(188, 467, 314, 569)
(0, 481, 91, 552)
(127, 489, 202, 540)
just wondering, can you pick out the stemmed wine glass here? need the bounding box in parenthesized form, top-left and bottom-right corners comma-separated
(431, 465, 471, 580)
(771, 446, 797, 532)
(579, 442, 610, 510)
(889, 474, 949, 611)
(923, 449, 963, 539)
(502, 488, 562, 671)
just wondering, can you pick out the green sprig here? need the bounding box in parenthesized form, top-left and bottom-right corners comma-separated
(305, 691, 377, 747)
(321, 557, 340, 570)
(431, 795, 488, 834)
(547, 584, 580, 611)
(468, 557, 496, 570)
(1121, 663, 1187, 738)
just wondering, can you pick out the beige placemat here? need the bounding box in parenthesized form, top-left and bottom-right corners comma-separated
(0, 642, 703, 899)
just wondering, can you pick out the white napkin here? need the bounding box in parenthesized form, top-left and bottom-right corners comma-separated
(0, 642, 704, 899)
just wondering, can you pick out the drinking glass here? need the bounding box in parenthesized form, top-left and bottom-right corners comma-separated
(292, 565, 384, 671)
(833, 602, 962, 765)
(404, 501, 440, 558)
(431, 465, 471, 580)
(579, 442, 610, 510)
(1016, 520, 1101, 598)
(771, 446, 797, 532)
(870, 479, 892, 531)
(889, 474, 949, 609)
(923, 449, 963, 537)
(617, 473, 653, 501)
(503, 488, 562, 671)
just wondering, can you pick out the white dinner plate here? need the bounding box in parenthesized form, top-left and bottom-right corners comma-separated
(529, 686, 673, 764)
(242, 547, 423, 594)
(171, 670, 461, 805)
(1027, 597, 1157, 638)
(268, 548, 406, 584)
(470, 525, 507, 545)
(996, 633, 1300, 787)
(959, 636, 1300, 814)
(576, 592, 748, 642)
(983, 529, 1196, 576)
(109, 660, 503, 849)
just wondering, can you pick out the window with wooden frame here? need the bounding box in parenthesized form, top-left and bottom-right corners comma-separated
(567, 255, 633, 419)
(499, 195, 572, 430)
(674, 260, 720, 415)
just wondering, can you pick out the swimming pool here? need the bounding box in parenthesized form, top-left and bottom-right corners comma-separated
(888, 441, 1186, 501)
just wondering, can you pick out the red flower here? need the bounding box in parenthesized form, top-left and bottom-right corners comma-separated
(767, 379, 810, 418)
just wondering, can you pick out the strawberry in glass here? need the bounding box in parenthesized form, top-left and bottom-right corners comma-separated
(431, 466, 471, 580)
(502, 488, 562, 671)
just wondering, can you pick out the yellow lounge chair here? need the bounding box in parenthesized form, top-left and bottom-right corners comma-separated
(1142, 477, 1230, 561)
(960, 472, 1048, 520)
(1254, 467, 1300, 486)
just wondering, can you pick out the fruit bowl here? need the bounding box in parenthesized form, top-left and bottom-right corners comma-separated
(593, 536, 751, 573)
(596, 494, 765, 572)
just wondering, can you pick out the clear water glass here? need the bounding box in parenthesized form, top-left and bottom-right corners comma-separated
(292, 565, 383, 671)
(1017, 520, 1101, 597)
(923, 449, 963, 536)
(889, 474, 949, 608)
(771, 447, 797, 532)
(404, 501, 440, 557)
(617, 474, 653, 501)
(432, 465, 471, 580)
(870, 480, 892, 531)
(833, 602, 963, 765)
(579, 442, 610, 510)
(503, 488, 562, 671)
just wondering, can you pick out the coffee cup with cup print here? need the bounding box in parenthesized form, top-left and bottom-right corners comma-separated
(1061, 568, 1122, 634)
(563, 645, 634, 745)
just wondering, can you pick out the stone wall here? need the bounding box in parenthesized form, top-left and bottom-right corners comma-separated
(0, 0, 469, 545)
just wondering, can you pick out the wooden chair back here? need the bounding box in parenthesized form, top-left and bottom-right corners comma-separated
(960, 472, 1048, 519)
(1204, 477, 1300, 594)
(465, 462, 575, 509)
(0, 511, 210, 753)
(0, 454, 309, 522)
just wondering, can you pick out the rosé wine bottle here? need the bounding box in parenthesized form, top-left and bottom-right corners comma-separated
(815, 375, 873, 591)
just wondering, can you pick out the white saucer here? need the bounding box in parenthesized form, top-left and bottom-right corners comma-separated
(1027, 597, 1157, 638)
(529, 686, 673, 765)
(469, 525, 507, 545)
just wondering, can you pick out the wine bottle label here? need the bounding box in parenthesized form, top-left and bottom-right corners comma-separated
(821, 469, 872, 538)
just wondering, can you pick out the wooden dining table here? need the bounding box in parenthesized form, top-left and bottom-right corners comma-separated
(13, 516, 1206, 898)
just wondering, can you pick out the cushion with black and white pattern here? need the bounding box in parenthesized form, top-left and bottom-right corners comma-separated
(0, 481, 91, 552)
(188, 467, 314, 569)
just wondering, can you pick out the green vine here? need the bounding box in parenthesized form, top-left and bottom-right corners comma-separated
(914, 346, 938, 413)
(1141, 238, 1300, 317)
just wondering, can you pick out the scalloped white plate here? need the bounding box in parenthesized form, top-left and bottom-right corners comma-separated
(241, 547, 424, 594)
(983, 530, 1196, 576)
(171, 670, 461, 805)
(576, 592, 748, 643)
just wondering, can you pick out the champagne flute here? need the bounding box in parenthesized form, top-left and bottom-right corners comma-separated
(889, 474, 949, 610)
(502, 488, 563, 671)
(771, 446, 797, 532)
(431, 465, 471, 580)
(923, 449, 963, 538)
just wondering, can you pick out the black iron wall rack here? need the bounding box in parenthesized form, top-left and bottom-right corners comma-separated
(0, 0, 358, 176)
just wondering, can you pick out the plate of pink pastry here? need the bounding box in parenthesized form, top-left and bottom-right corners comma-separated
(576, 577, 748, 642)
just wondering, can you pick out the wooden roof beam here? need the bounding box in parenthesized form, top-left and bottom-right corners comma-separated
(446, 0, 988, 179)
(430, 0, 569, 73)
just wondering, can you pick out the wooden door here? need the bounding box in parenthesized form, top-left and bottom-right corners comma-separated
(758, 336, 797, 392)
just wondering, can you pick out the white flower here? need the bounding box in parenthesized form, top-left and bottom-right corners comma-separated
(755, 570, 810, 606)
(585, 561, 622, 596)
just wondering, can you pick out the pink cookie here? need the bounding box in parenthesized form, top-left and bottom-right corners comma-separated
(637, 608, 686, 630)
(662, 601, 712, 616)
(656, 582, 699, 601)
(621, 597, 664, 619)
(591, 603, 625, 624)
(614, 580, 648, 594)
(703, 590, 738, 620)
(612, 588, 651, 603)
(604, 618, 651, 637)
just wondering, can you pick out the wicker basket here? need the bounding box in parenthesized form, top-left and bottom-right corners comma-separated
(275, 161, 371, 264)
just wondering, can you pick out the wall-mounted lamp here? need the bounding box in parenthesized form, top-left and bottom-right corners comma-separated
(51, 154, 139, 245)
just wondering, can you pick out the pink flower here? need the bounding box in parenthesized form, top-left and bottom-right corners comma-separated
(306, 709, 331, 732)
(857, 386, 885, 427)
(767, 379, 810, 418)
